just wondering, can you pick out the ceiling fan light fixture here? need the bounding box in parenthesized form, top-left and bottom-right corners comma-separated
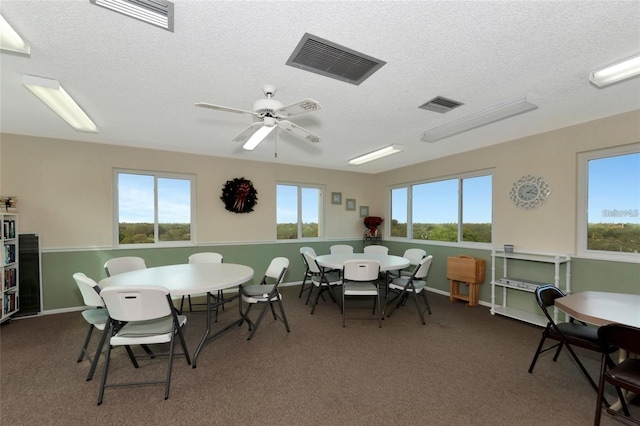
(0, 14, 30, 55)
(349, 145, 403, 166)
(243, 125, 275, 151)
(23, 75, 98, 133)
(590, 54, 640, 87)
(421, 96, 537, 143)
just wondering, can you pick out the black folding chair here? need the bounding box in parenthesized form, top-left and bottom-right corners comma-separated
(594, 323, 640, 425)
(528, 285, 617, 403)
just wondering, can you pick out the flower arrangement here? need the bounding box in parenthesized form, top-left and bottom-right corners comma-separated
(363, 216, 383, 235)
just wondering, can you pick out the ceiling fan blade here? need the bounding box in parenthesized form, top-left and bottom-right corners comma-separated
(195, 102, 258, 117)
(277, 120, 320, 143)
(278, 98, 322, 116)
(232, 122, 264, 144)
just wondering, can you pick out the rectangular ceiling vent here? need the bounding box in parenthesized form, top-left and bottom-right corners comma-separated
(286, 33, 386, 85)
(419, 96, 464, 114)
(90, 0, 174, 32)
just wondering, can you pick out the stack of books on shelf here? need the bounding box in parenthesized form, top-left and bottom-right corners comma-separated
(4, 244, 16, 265)
(2, 220, 16, 239)
(4, 268, 17, 290)
(4, 293, 17, 313)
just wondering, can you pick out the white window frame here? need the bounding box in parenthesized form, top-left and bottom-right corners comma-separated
(387, 169, 494, 248)
(577, 143, 640, 263)
(113, 168, 196, 248)
(276, 182, 325, 241)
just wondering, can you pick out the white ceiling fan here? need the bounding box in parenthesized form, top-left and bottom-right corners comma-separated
(196, 85, 321, 150)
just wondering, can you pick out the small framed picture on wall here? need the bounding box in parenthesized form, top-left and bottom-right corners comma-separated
(346, 199, 356, 211)
(359, 206, 369, 217)
(331, 192, 342, 205)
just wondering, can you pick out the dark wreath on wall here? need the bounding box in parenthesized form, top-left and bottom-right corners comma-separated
(221, 177, 258, 214)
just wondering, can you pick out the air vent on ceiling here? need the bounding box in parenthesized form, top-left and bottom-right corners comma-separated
(90, 0, 174, 32)
(286, 33, 386, 85)
(419, 96, 464, 114)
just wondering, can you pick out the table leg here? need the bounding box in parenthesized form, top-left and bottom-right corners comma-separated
(192, 289, 246, 368)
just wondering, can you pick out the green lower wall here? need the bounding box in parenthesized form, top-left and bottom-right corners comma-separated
(40, 241, 640, 313)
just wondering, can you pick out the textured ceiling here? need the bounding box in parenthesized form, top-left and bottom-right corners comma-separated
(1, 1, 639, 173)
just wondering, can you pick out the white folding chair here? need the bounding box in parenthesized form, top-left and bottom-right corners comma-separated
(73, 272, 110, 381)
(384, 255, 433, 324)
(181, 252, 224, 314)
(240, 257, 290, 340)
(104, 256, 147, 277)
(299, 247, 317, 300)
(303, 251, 342, 314)
(330, 244, 354, 254)
(342, 259, 382, 328)
(363, 245, 389, 255)
(388, 248, 426, 280)
(97, 285, 190, 405)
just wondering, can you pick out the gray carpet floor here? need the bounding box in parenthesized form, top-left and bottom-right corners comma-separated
(1, 286, 637, 425)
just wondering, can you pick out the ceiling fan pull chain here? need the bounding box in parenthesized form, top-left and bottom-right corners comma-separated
(274, 127, 278, 158)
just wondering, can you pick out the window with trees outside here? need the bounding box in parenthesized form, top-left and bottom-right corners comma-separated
(277, 183, 323, 240)
(577, 144, 640, 259)
(390, 172, 492, 244)
(114, 170, 195, 246)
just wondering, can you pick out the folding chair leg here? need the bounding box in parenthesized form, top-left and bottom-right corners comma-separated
(97, 324, 115, 405)
(141, 344, 156, 359)
(595, 353, 608, 425)
(246, 302, 271, 340)
(77, 324, 95, 362)
(240, 303, 254, 327)
(164, 335, 175, 400)
(276, 299, 290, 333)
(125, 345, 139, 368)
(342, 290, 346, 327)
(298, 276, 309, 298)
(421, 291, 432, 315)
(310, 287, 323, 314)
(86, 324, 111, 381)
(385, 289, 406, 318)
(175, 327, 192, 365)
(563, 341, 601, 394)
(376, 293, 382, 328)
(528, 334, 548, 373)
(305, 282, 315, 305)
(413, 292, 426, 325)
(552, 342, 564, 362)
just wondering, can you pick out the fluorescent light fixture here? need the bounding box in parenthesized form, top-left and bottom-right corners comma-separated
(0, 14, 30, 55)
(243, 125, 275, 150)
(590, 54, 640, 87)
(23, 75, 98, 133)
(90, 0, 174, 32)
(349, 145, 403, 165)
(421, 96, 537, 143)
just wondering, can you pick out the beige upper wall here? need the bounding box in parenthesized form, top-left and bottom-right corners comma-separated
(380, 109, 640, 253)
(1, 109, 638, 252)
(0, 135, 383, 249)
